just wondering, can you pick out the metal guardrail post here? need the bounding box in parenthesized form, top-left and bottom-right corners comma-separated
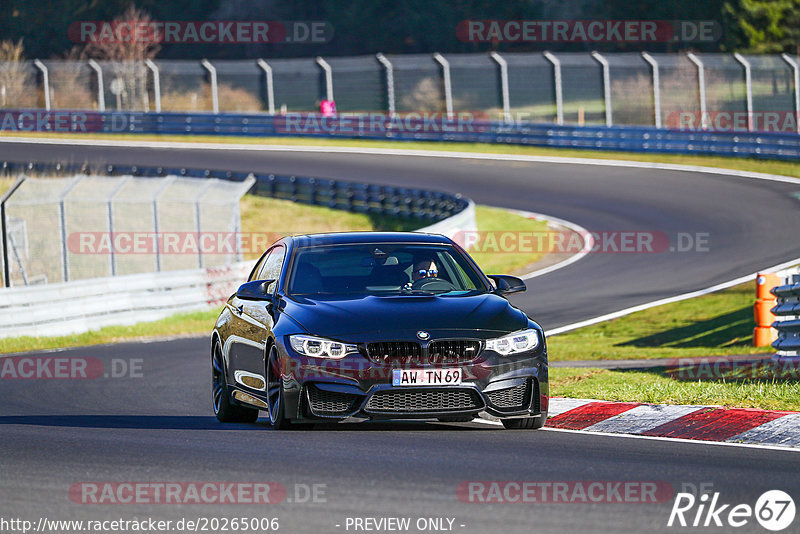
(733, 53, 754, 132)
(316, 56, 334, 102)
(591, 51, 613, 127)
(687, 53, 707, 130)
(433, 53, 454, 119)
(376, 53, 395, 116)
(33, 60, 51, 111)
(87, 59, 105, 112)
(543, 52, 564, 125)
(771, 269, 800, 357)
(489, 52, 511, 123)
(144, 59, 161, 112)
(781, 54, 800, 134)
(0, 175, 27, 288)
(257, 59, 276, 114)
(640, 52, 661, 128)
(201, 59, 219, 114)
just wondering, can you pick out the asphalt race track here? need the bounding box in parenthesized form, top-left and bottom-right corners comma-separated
(1, 139, 800, 533)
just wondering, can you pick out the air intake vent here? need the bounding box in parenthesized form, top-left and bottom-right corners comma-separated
(485, 381, 530, 410)
(365, 388, 482, 413)
(306, 385, 362, 417)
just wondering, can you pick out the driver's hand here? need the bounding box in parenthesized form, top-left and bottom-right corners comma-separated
(402, 282, 412, 291)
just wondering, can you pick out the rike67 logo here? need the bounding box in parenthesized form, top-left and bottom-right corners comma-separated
(668, 489, 795, 531)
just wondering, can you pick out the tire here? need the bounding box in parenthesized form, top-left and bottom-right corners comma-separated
(501, 416, 546, 430)
(266, 344, 292, 430)
(212, 340, 259, 423)
(437, 416, 475, 422)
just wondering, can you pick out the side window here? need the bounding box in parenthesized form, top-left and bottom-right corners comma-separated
(257, 245, 286, 293)
(248, 251, 271, 282)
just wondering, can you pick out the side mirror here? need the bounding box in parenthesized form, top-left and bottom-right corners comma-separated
(487, 275, 526, 295)
(235, 279, 275, 301)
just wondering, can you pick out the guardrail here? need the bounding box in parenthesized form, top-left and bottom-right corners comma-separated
(772, 268, 800, 357)
(3, 109, 800, 161)
(0, 159, 469, 222)
(0, 262, 251, 339)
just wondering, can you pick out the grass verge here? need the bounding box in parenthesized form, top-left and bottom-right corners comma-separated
(4, 132, 800, 179)
(0, 309, 218, 355)
(550, 367, 800, 411)
(547, 282, 767, 361)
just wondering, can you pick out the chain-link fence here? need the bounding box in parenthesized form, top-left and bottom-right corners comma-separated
(2, 52, 800, 132)
(0, 174, 254, 287)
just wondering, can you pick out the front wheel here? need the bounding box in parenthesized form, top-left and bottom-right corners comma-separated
(212, 340, 259, 423)
(266, 344, 292, 430)
(501, 416, 546, 430)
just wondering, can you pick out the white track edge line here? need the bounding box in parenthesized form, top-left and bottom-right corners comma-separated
(4, 136, 799, 334)
(503, 208, 593, 280)
(548, 255, 800, 335)
(2, 136, 800, 186)
(471, 417, 800, 452)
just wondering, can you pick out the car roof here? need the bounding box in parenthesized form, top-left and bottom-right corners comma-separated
(290, 231, 453, 247)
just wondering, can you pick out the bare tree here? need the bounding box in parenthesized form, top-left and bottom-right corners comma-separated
(84, 6, 161, 110)
(0, 39, 37, 108)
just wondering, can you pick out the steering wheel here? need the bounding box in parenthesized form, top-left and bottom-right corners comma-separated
(411, 277, 456, 291)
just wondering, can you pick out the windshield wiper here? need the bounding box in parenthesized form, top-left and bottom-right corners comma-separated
(398, 287, 447, 295)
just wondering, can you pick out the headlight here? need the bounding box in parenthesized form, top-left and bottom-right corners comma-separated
(289, 334, 359, 359)
(485, 328, 540, 355)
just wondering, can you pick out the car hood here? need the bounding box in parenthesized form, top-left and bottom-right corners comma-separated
(281, 292, 528, 338)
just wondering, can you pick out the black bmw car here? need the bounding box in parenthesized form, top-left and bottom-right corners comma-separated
(211, 232, 548, 430)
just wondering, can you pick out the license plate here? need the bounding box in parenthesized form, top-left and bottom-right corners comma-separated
(392, 368, 462, 386)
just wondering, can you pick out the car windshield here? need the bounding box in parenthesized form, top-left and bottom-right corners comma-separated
(287, 243, 487, 296)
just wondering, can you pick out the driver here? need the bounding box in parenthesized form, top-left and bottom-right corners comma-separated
(412, 258, 439, 282)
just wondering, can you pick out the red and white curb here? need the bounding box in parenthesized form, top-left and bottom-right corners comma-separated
(544, 398, 800, 448)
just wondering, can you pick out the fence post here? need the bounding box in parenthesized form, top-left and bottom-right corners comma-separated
(33, 60, 51, 111)
(152, 175, 177, 272)
(201, 59, 219, 114)
(687, 53, 707, 130)
(489, 52, 511, 123)
(58, 175, 83, 282)
(592, 51, 613, 127)
(0, 175, 27, 287)
(144, 59, 161, 113)
(87, 59, 106, 112)
(781, 53, 800, 134)
(315, 57, 334, 102)
(733, 53, 754, 132)
(433, 53, 454, 119)
(194, 178, 217, 269)
(376, 53, 396, 116)
(543, 52, 564, 125)
(256, 59, 276, 115)
(107, 176, 131, 276)
(641, 52, 661, 128)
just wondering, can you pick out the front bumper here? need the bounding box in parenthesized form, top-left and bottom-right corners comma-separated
(278, 342, 549, 422)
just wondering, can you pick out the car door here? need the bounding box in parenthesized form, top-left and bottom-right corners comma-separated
(227, 244, 286, 391)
